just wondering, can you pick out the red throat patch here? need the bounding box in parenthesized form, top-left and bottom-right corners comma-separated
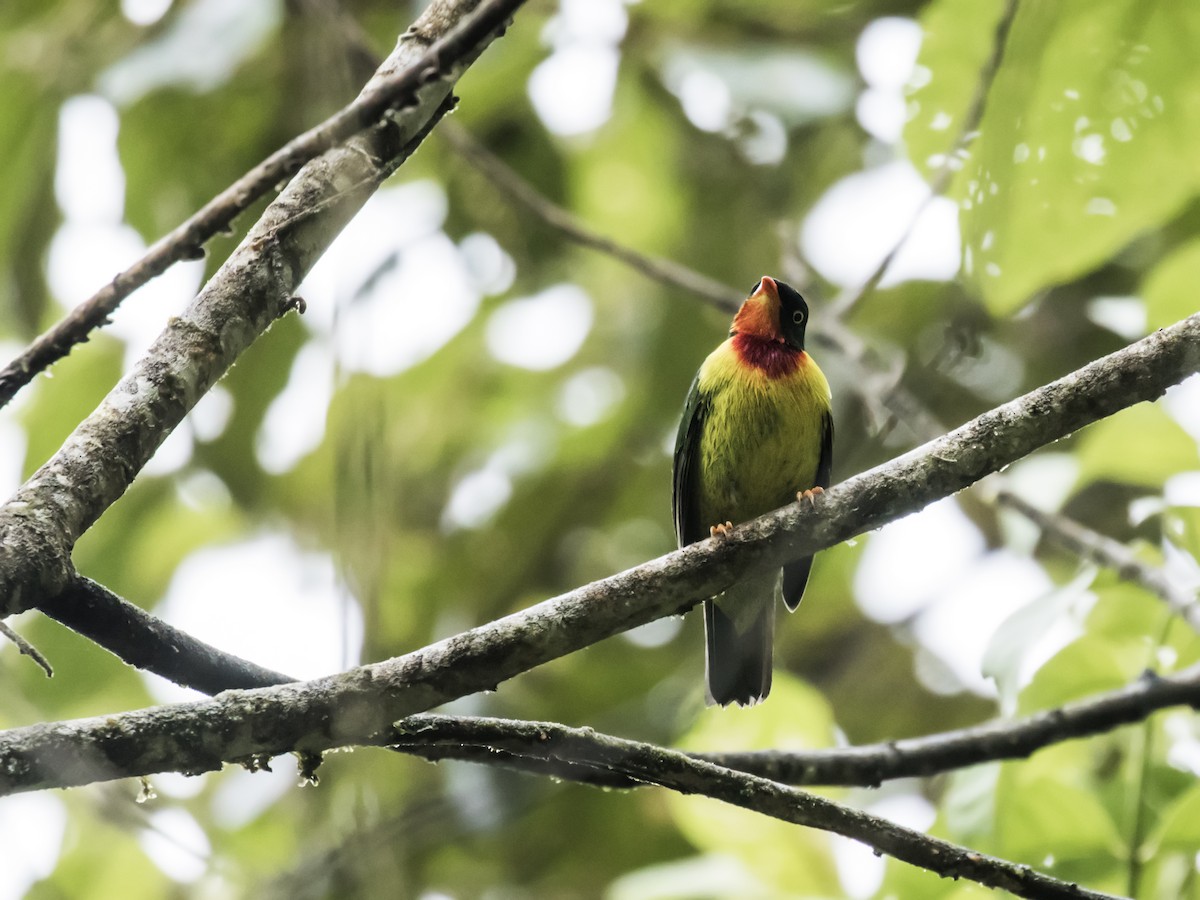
(732, 333, 804, 378)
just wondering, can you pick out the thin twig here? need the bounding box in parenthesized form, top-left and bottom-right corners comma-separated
(0, 619, 52, 677)
(0, 0, 530, 410)
(1124, 611, 1173, 899)
(440, 122, 744, 313)
(828, 0, 1020, 320)
(996, 489, 1200, 633)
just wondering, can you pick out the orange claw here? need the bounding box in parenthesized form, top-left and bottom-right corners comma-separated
(709, 521, 735, 538)
(796, 486, 825, 507)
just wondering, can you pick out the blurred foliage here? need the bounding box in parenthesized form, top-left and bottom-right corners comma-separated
(910, 0, 1200, 315)
(1, 0, 1198, 898)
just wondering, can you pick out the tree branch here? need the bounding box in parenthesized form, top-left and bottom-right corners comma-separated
(0, 0, 525, 618)
(0, 0, 528, 411)
(38, 577, 291, 692)
(0, 619, 52, 677)
(442, 123, 744, 313)
(16, 580, 1181, 900)
(996, 489, 1200, 633)
(1, 312, 1197, 796)
(382, 720, 1120, 900)
(49, 570, 1197, 796)
(387, 664, 1200, 788)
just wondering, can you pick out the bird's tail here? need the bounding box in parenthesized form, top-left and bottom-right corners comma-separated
(704, 573, 776, 706)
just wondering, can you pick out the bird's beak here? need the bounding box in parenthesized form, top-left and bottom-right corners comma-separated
(753, 276, 778, 299)
(731, 276, 783, 339)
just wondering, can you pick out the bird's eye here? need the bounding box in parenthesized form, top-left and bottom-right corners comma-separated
(792, 310, 806, 325)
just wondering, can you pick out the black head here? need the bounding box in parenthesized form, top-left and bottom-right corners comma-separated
(733, 276, 812, 349)
(775, 280, 810, 351)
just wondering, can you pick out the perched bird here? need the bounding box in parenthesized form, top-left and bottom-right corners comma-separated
(672, 276, 833, 706)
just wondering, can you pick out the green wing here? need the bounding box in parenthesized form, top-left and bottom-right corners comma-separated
(782, 410, 834, 611)
(672, 372, 710, 547)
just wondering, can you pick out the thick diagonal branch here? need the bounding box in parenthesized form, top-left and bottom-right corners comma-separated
(39, 578, 291, 693)
(1, 312, 1197, 798)
(0, 0, 528, 411)
(0, 0, 525, 618)
(52, 574, 1200, 795)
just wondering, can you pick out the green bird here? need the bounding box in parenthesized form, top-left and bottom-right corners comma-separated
(672, 276, 834, 706)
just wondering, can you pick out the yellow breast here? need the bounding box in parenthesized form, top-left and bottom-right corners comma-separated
(694, 339, 831, 527)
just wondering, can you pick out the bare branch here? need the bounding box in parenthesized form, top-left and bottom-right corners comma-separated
(0, 619, 52, 677)
(0, 0, 529, 411)
(62, 575, 1198, 794)
(49, 575, 1142, 899)
(39, 578, 290, 692)
(383, 719, 1120, 900)
(441, 123, 744, 313)
(1, 313, 1197, 796)
(391, 665, 1200, 788)
(0, 0, 525, 618)
(995, 489, 1200, 632)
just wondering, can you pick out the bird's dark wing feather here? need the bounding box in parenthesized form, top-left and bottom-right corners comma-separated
(672, 373, 710, 547)
(814, 409, 834, 491)
(782, 410, 834, 611)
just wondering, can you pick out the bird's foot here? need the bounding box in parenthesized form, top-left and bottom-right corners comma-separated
(796, 486, 825, 507)
(709, 521, 735, 539)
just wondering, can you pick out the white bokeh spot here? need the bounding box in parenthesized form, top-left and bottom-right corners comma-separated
(801, 160, 961, 287)
(149, 534, 362, 705)
(487, 284, 593, 371)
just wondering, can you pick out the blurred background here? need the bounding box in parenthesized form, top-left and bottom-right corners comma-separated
(1, 0, 1199, 897)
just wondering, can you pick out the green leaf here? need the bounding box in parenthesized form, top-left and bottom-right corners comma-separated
(1166, 505, 1200, 562)
(606, 854, 776, 900)
(905, 0, 1007, 170)
(1019, 635, 1146, 714)
(1142, 238, 1200, 332)
(1075, 402, 1199, 489)
(1084, 575, 1170, 648)
(992, 740, 1126, 878)
(940, 765, 1000, 846)
(1145, 779, 1200, 854)
(0, 71, 57, 337)
(909, 0, 1200, 314)
(676, 672, 837, 754)
(995, 772, 1124, 862)
(877, 856, 997, 900)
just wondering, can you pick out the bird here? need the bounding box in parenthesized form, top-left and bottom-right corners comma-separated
(672, 276, 833, 706)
